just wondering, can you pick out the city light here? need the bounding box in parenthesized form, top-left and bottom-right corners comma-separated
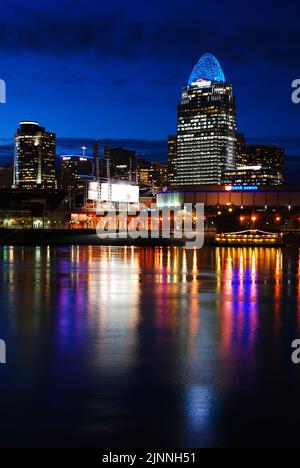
(0, 1, 297, 452)
(188, 53, 225, 86)
(88, 181, 139, 203)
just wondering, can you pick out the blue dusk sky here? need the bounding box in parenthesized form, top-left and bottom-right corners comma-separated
(0, 0, 300, 177)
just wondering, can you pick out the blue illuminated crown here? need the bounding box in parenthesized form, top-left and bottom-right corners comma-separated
(188, 53, 225, 86)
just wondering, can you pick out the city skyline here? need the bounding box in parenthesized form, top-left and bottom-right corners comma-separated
(2, 136, 300, 184)
(1, 2, 300, 450)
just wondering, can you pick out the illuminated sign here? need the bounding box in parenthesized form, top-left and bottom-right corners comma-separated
(88, 182, 139, 203)
(225, 185, 258, 192)
(192, 78, 211, 88)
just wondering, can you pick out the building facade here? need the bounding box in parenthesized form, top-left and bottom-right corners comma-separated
(223, 166, 283, 186)
(14, 121, 56, 190)
(137, 158, 152, 185)
(234, 134, 284, 185)
(244, 144, 284, 183)
(109, 147, 137, 182)
(157, 185, 300, 209)
(168, 135, 177, 185)
(59, 155, 94, 191)
(137, 159, 168, 193)
(175, 53, 237, 185)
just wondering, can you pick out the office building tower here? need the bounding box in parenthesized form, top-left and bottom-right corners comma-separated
(137, 158, 168, 193)
(175, 53, 237, 185)
(236, 133, 247, 166)
(233, 135, 284, 185)
(244, 144, 284, 183)
(150, 162, 168, 190)
(93, 139, 100, 180)
(168, 135, 177, 185)
(109, 147, 137, 182)
(137, 158, 152, 185)
(223, 166, 283, 186)
(59, 155, 94, 191)
(14, 121, 56, 190)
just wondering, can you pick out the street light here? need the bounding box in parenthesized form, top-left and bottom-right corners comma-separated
(251, 215, 257, 229)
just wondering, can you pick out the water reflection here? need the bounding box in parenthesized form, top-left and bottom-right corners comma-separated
(0, 245, 299, 447)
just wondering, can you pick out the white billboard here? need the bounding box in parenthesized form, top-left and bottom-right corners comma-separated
(88, 182, 139, 203)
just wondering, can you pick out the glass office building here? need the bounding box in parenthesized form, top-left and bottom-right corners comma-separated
(14, 121, 56, 190)
(176, 53, 237, 185)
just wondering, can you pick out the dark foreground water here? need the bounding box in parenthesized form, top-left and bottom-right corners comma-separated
(0, 245, 300, 447)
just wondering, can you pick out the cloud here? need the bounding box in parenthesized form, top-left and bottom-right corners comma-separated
(0, 2, 299, 69)
(0, 8, 145, 60)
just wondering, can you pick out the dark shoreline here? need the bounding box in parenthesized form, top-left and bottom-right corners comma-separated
(0, 228, 186, 246)
(0, 228, 299, 247)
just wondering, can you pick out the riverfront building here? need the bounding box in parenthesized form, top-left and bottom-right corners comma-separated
(14, 121, 56, 190)
(59, 155, 94, 191)
(175, 53, 237, 185)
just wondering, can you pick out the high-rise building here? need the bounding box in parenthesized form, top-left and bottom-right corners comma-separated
(175, 53, 237, 185)
(109, 147, 137, 182)
(223, 166, 283, 186)
(59, 155, 94, 191)
(244, 144, 284, 182)
(93, 139, 100, 180)
(236, 133, 247, 166)
(137, 158, 152, 185)
(168, 135, 177, 185)
(14, 121, 56, 190)
(233, 134, 284, 185)
(149, 162, 168, 190)
(137, 158, 168, 192)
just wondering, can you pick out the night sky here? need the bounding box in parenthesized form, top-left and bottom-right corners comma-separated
(0, 0, 300, 175)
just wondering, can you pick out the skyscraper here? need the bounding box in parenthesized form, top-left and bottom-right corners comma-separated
(59, 155, 94, 191)
(223, 133, 285, 186)
(241, 143, 284, 182)
(175, 53, 237, 185)
(109, 147, 137, 182)
(167, 135, 177, 185)
(14, 121, 56, 190)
